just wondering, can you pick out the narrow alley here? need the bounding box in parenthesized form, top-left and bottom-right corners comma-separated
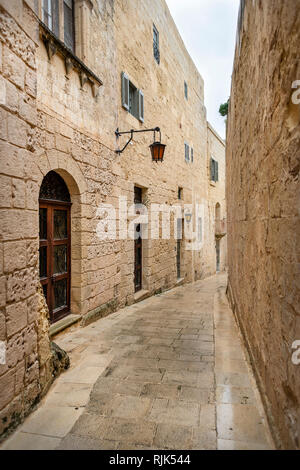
(1, 275, 273, 450)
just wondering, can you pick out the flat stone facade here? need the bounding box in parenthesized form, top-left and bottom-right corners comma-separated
(0, 0, 226, 438)
(226, 0, 300, 450)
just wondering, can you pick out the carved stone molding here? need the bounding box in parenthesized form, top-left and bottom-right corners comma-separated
(39, 21, 103, 96)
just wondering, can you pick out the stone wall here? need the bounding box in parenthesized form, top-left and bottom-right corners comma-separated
(207, 124, 227, 273)
(226, 0, 300, 450)
(0, 0, 226, 438)
(0, 0, 54, 438)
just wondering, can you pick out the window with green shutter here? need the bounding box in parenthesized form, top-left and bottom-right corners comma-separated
(153, 24, 160, 64)
(122, 72, 130, 111)
(185, 143, 190, 162)
(122, 73, 144, 122)
(215, 161, 219, 182)
(210, 158, 219, 182)
(139, 90, 144, 122)
(184, 81, 188, 100)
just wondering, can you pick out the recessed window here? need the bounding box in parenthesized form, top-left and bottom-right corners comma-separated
(42, 0, 75, 53)
(210, 157, 219, 182)
(153, 24, 160, 64)
(42, 0, 59, 37)
(184, 81, 188, 100)
(122, 73, 144, 122)
(178, 187, 183, 200)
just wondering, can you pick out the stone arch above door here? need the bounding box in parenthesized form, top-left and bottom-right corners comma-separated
(36, 151, 88, 199)
(38, 159, 87, 319)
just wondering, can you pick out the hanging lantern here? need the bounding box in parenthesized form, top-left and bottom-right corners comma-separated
(150, 141, 166, 162)
(149, 127, 166, 162)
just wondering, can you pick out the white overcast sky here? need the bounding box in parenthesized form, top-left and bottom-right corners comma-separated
(165, 0, 240, 139)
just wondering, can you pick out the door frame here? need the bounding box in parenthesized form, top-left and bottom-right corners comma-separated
(39, 199, 72, 324)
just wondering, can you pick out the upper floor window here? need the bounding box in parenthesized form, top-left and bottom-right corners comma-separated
(41, 0, 75, 53)
(122, 72, 144, 122)
(184, 81, 188, 100)
(42, 0, 59, 37)
(64, 0, 75, 52)
(178, 187, 183, 200)
(210, 157, 219, 182)
(153, 24, 160, 64)
(185, 143, 190, 163)
(191, 148, 194, 163)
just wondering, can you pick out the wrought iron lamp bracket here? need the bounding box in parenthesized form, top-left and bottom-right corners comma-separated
(115, 127, 161, 155)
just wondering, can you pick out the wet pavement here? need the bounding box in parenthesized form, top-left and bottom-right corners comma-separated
(1, 274, 274, 450)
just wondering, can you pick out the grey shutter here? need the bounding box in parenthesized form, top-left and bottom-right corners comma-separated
(63, 0, 74, 51)
(191, 148, 194, 163)
(122, 72, 130, 111)
(184, 81, 188, 100)
(216, 161, 219, 182)
(211, 158, 215, 181)
(185, 143, 190, 162)
(138, 90, 144, 122)
(53, 0, 60, 38)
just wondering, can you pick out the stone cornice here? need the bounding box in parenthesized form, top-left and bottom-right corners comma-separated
(39, 20, 103, 97)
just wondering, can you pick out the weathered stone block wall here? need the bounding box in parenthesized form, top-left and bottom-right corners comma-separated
(0, 0, 55, 438)
(0, 0, 226, 438)
(227, 0, 300, 449)
(207, 124, 227, 273)
(114, 0, 226, 286)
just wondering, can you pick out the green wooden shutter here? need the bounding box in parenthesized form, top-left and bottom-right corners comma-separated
(122, 72, 130, 111)
(139, 90, 144, 122)
(216, 161, 219, 182)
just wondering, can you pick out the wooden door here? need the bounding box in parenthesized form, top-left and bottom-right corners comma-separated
(134, 187, 143, 292)
(39, 202, 71, 324)
(216, 239, 220, 273)
(176, 218, 183, 279)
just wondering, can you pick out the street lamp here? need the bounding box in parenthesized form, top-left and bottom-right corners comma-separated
(115, 127, 166, 162)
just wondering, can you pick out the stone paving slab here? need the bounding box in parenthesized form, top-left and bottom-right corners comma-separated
(1, 274, 274, 450)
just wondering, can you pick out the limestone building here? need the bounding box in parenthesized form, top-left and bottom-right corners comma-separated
(0, 0, 226, 437)
(227, 0, 299, 450)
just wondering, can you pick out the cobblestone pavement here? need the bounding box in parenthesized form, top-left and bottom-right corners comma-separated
(1, 274, 274, 450)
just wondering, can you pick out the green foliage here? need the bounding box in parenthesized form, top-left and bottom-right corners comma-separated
(219, 99, 229, 118)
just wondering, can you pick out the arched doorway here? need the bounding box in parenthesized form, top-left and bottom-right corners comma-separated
(39, 171, 71, 324)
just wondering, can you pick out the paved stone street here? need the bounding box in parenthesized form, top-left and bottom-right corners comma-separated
(1, 274, 274, 450)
